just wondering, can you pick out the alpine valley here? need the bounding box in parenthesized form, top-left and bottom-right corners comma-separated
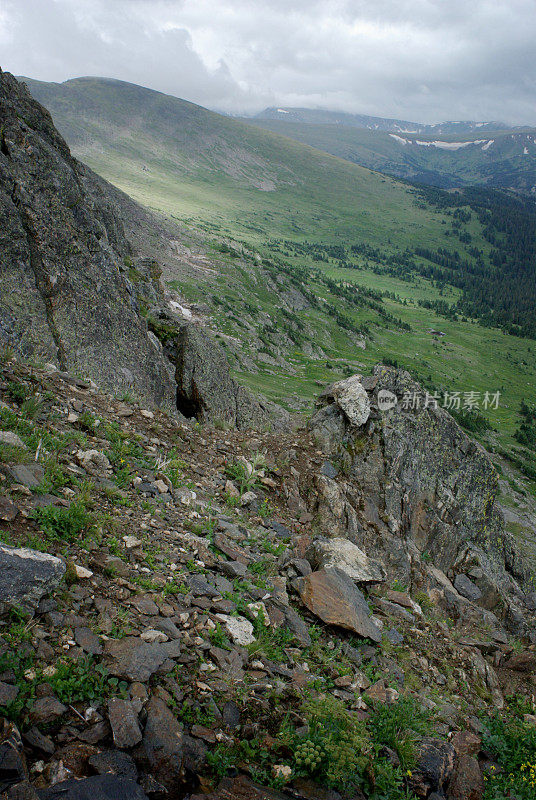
(0, 69, 535, 800)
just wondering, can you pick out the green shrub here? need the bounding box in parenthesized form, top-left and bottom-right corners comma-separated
(224, 452, 267, 495)
(481, 709, 536, 799)
(20, 395, 43, 420)
(77, 410, 97, 432)
(6, 380, 28, 405)
(294, 739, 324, 774)
(298, 695, 370, 792)
(368, 696, 432, 769)
(49, 658, 127, 704)
(31, 499, 94, 543)
(209, 622, 232, 650)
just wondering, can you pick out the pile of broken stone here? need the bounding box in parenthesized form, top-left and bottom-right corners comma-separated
(0, 364, 535, 800)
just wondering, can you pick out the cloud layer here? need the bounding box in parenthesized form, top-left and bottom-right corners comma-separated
(1, 0, 535, 124)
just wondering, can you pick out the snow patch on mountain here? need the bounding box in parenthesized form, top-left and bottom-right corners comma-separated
(389, 135, 488, 150)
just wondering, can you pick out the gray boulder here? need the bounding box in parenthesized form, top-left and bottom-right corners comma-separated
(317, 375, 371, 427)
(307, 537, 385, 584)
(0, 544, 65, 614)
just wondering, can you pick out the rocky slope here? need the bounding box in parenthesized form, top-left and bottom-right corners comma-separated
(1, 67, 535, 800)
(0, 70, 281, 430)
(0, 357, 535, 800)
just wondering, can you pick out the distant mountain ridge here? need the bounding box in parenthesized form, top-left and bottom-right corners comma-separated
(247, 109, 536, 193)
(253, 106, 514, 136)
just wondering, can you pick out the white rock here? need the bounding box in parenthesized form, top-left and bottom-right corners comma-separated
(123, 535, 142, 549)
(74, 565, 93, 580)
(140, 410, 154, 419)
(0, 430, 27, 449)
(217, 614, 255, 646)
(154, 479, 169, 494)
(325, 375, 371, 426)
(140, 629, 169, 643)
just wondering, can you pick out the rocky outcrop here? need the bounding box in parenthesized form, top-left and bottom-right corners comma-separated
(308, 367, 530, 631)
(0, 70, 176, 410)
(1, 359, 535, 800)
(149, 311, 290, 430)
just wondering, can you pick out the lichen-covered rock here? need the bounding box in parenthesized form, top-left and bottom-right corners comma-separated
(308, 366, 529, 628)
(0, 70, 175, 410)
(0, 544, 65, 614)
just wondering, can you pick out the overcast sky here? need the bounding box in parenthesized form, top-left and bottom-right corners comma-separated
(1, 0, 535, 124)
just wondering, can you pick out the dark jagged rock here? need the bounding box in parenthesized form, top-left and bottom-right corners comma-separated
(410, 738, 456, 797)
(150, 315, 289, 430)
(0, 70, 175, 410)
(37, 776, 149, 800)
(136, 697, 183, 799)
(0, 544, 65, 615)
(0, 722, 27, 794)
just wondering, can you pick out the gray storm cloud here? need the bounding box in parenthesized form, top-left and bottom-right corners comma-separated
(0, 0, 535, 124)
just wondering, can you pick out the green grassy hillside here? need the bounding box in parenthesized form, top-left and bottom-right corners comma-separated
(23, 76, 480, 250)
(245, 117, 536, 193)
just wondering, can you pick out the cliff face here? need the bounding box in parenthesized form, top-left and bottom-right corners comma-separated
(0, 70, 176, 410)
(308, 367, 531, 632)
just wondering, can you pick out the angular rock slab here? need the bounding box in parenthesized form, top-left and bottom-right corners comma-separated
(299, 568, 382, 642)
(0, 544, 65, 614)
(103, 638, 171, 682)
(308, 537, 385, 584)
(139, 697, 183, 799)
(107, 698, 142, 749)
